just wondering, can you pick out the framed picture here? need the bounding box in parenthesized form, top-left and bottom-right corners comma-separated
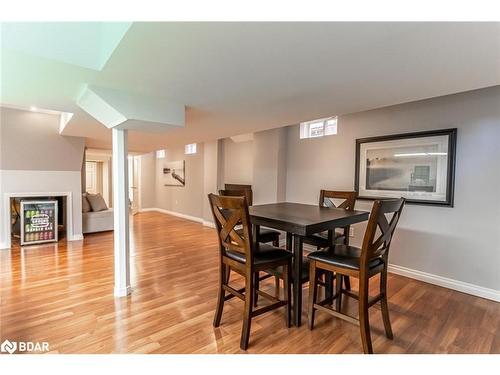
(355, 128, 457, 207)
(163, 160, 185, 186)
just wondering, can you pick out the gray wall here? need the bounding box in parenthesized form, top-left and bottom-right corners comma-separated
(253, 127, 287, 204)
(139, 152, 156, 209)
(202, 140, 222, 222)
(222, 138, 254, 185)
(154, 143, 205, 218)
(1, 107, 85, 171)
(286, 86, 500, 291)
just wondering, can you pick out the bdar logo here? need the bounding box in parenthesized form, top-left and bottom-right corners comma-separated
(1, 339, 17, 354)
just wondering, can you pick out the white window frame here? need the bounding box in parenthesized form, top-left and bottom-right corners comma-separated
(156, 149, 165, 159)
(185, 143, 197, 155)
(300, 116, 338, 139)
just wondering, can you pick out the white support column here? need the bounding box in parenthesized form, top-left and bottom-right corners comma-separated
(112, 128, 131, 297)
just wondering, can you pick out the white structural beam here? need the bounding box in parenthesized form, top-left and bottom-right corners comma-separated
(112, 128, 131, 297)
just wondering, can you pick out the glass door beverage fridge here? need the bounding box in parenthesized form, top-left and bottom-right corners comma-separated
(20, 200, 58, 245)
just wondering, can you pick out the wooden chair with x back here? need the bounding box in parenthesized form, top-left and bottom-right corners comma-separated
(307, 198, 405, 353)
(208, 193, 292, 350)
(219, 188, 281, 246)
(302, 190, 357, 291)
(303, 190, 358, 249)
(219, 187, 283, 306)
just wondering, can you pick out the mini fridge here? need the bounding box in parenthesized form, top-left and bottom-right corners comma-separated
(20, 200, 58, 246)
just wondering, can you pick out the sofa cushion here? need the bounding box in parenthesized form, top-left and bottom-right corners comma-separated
(87, 193, 108, 212)
(82, 193, 91, 213)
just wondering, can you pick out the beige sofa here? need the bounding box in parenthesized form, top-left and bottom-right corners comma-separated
(82, 208, 114, 234)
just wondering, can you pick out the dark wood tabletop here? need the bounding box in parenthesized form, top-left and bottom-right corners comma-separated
(249, 202, 369, 236)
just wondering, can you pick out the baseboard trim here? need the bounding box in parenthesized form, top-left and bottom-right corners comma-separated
(140, 207, 204, 225)
(114, 285, 132, 297)
(68, 234, 84, 241)
(202, 220, 215, 228)
(388, 264, 500, 302)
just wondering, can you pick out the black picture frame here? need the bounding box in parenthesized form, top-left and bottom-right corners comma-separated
(354, 128, 457, 207)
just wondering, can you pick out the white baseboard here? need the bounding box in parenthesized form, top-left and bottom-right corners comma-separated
(202, 220, 215, 228)
(0, 242, 9, 250)
(114, 285, 132, 297)
(141, 207, 217, 228)
(68, 234, 84, 241)
(388, 264, 500, 302)
(139, 207, 204, 224)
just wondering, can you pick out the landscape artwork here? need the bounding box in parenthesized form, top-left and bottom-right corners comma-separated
(355, 129, 456, 206)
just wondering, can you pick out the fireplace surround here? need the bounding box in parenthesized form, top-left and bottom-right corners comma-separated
(1, 191, 82, 249)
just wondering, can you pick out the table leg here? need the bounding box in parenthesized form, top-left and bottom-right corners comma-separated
(286, 232, 292, 252)
(325, 229, 334, 300)
(293, 234, 303, 326)
(343, 226, 352, 291)
(252, 225, 260, 307)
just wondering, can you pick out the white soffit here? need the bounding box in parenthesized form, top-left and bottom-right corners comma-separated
(75, 85, 185, 132)
(58, 112, 74, 133)
(77, 85, 127, 128)
(230, 133, 254, 143)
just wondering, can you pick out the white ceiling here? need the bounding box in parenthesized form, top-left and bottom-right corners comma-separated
(1, 22, 499, 152)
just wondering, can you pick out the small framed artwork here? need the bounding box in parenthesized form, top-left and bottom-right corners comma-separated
(355, 128, 457, 207)
(163, 160, 185, 186)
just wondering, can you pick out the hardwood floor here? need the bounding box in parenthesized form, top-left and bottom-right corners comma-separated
(1, 211, 499, 354)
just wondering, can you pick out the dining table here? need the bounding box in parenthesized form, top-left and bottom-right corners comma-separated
(249, 202, 370, 326)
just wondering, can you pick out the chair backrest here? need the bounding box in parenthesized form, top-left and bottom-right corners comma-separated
(219, 189, 253, 206)
(224, 184, 253, 205)
(208, 193, 254, 264)
(360, 198, 405, 269)
(319, 190, 357, 210)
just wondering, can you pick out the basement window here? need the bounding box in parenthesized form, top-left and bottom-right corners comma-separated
(300, 116, 338, 139)
(185, 143, 197, 155)
(156, 149, 165, 159)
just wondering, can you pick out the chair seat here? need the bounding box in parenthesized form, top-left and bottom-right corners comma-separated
(259, 227, 281, 237)
(307, 245, 384, 272)
(303, 230, 345, 247)
(226, 243, 292, 266)
(258, 227, 281, 242)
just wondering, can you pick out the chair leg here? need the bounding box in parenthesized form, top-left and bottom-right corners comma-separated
(358, 277, 373, 354)
(335, 273, 343, 312)
(240, 272, 254, 350)
(307, 261, 318, 330)
(224, 265, 231, 284)
(343, 235, 352, 291)
(253, 272, 260, 307)
(213, 262, 226, 327)
(274, 275, 280, 298)
(325, 271, 334, 301)
(273, 238, 280, 247)
(344, 275, 351, 291)
(283, 260, 292, 328)
(380, 269, 393, 339)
